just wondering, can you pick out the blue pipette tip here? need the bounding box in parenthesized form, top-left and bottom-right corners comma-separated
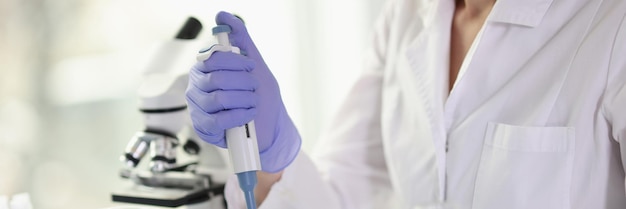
(237, 171, 258, 209)
(243, 190, 257, 209)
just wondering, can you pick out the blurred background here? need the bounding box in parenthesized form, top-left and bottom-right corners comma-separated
(0, 0, 385, 208)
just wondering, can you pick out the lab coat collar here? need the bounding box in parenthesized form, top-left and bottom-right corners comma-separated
(488, 0, 555, 27)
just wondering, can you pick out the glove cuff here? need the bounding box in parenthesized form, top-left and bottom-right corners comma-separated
(258, 107, 302, 173)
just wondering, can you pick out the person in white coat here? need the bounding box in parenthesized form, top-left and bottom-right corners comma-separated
(185, 0, 626, 208)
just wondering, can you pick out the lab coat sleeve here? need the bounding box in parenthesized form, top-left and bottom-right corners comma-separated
(223, 1, 398, 208)
(224, 65, 393, 208)
(224, 61, 393, 209)
(603, 14, 626, 194)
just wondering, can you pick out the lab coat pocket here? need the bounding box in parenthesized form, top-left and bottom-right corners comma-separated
(472, 123, 575, 209)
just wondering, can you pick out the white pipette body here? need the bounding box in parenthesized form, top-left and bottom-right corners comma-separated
(196, 25, 261, 209)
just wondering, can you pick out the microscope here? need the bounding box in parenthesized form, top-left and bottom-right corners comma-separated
(111, 17, 230, 208)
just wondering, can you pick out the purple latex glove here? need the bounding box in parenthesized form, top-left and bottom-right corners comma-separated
(186, 11, 301, 173)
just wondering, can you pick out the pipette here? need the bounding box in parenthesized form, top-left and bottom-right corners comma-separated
(196, 25, 261, 209)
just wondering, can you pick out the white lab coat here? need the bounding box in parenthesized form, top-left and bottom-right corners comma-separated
(226, 0, 626, 208)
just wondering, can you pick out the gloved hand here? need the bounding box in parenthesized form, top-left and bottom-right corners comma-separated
(186, 11, 301, 173)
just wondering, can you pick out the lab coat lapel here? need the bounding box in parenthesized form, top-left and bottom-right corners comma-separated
(381, 0, 453, 206)
(443, 0, 594, 133)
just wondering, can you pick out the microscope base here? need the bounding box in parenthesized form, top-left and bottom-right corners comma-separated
(111, 183, 225, 208)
